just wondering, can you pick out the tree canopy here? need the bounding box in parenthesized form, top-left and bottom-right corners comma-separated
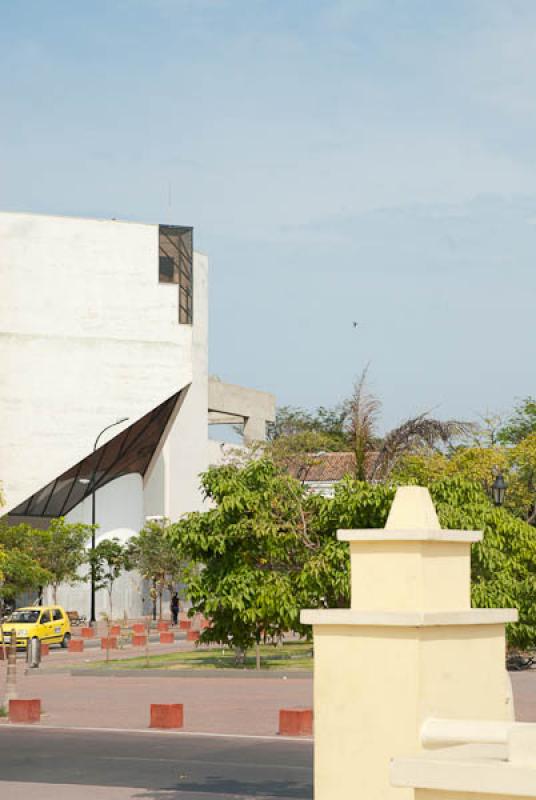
(0, 518, 92, 610)
(497, 397, 536, 445)
(88, 538, 130, 620)
(128, 519, 187, 618)
(171, 455, 536, 654)
(168, 457, 366, 656)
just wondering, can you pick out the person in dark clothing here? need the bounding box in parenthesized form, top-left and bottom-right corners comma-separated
(171, 593, 179, 626)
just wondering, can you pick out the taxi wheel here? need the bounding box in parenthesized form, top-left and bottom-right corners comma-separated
(61, 632, 71, 649)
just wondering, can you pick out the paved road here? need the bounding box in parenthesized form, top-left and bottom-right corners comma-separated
(0, 727, 312, 799)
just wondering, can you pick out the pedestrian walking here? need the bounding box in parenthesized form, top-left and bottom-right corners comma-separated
(171, 593, 179, 626)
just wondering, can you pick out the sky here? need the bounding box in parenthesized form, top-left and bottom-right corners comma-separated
(1, 0, 535, 430)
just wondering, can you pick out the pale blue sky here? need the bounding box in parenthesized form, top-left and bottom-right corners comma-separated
(2, 1, 535, 428)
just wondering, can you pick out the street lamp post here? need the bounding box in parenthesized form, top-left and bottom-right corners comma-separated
(88, 417, 129, 625)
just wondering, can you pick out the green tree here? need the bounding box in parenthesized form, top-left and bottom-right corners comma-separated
(129, 519, 187, 619)
(89, 538, 130, 622)
(0, 523, 51, 612)
(429, 477, 536, 650)
(173, 453, 536, 655)
(168, 458, 394, 664)
(498, 398, 536, 445)
(268, 405, 347, 447)
(36, 519, 92, 602)
(0, 519, 92, 604)
(393, 431, 536, 526)
(507, 433, 536, 525)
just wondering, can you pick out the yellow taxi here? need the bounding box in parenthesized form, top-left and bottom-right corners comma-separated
(0, 605, 71, 649)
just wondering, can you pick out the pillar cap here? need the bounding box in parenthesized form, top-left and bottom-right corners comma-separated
(300, 608, 518, 627)
(338, 529, 482, 543)
(385, 486, 441, 530)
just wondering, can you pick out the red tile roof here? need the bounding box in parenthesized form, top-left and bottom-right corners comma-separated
(288, 452, 357, 482)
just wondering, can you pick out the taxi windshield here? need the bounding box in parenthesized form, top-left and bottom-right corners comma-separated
(5, 610, 40, 624)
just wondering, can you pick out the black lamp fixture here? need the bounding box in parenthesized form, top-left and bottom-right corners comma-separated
(491, 472, 507, 507)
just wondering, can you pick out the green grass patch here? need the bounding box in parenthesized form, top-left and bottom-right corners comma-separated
(87, 641, 313, 671)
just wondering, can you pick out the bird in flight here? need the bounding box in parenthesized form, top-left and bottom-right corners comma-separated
(352, 321, 359, 328)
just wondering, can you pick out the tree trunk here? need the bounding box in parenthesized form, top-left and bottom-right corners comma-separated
(234, 646, 246, 666)
(52, 585, 57, 604)
(145, 617, 150, 669)
(255, 641, 261, 670)
(106, 616, 111, 663)
(0, 623, 6, 670)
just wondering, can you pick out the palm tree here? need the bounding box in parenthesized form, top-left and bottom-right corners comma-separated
(343, 367, 471, 482)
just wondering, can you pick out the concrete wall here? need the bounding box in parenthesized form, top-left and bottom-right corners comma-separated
(0, 211, 194, 512)
(165, 252, 209, 518)
(208, 377, 275, 443)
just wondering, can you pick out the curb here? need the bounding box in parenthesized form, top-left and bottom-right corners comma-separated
(70, 668, 313, 679)
(0, 722, 314, 743)
(72, 632, 186, 649)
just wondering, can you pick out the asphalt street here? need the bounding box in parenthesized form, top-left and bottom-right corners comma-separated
(0, 727, 313, 800)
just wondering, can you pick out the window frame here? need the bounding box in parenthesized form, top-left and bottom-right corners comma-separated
(158, 224, 194, 325)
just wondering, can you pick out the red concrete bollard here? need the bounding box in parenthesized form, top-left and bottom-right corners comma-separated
(186, 629, 199, 642)
(110, 625, 121, 636)
(132, 634, 147, 647)
(80, 627, 94, 639)
(160, 631, 174, 644)
(40, 643, 49, 656)
(9, 699, 41, 723)
(132, 623, 145, 635)
(150, 703, 184, 729)
(278, 708, 313, 736)
(179, 619, 192, 630)
(157, 621, 169, 632)
(101, 637, 117, 650)
(68, 639, 84, 653)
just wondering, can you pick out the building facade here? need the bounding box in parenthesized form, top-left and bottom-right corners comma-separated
(0, 211, 275, 618)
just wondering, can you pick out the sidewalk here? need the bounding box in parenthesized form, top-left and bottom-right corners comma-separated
(0, 783, 159, 800)
(1, 646, 535, 737)
(0, 668, 313, 736)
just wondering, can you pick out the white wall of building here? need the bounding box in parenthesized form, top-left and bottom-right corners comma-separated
(44, 474, 146, 618)
(165, 252, 209, 519)
(0, 212, 194, 512)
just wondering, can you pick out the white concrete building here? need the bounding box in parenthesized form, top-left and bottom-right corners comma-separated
(0, 211, 275, 618)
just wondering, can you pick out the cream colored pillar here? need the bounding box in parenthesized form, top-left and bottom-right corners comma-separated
(301, 486, 517, 800)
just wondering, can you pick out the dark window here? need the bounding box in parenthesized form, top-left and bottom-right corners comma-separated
(159, 225, 194, 324)
(7, 610, 39, 624)
(40, 611, 51, 624)
(52, 609, 63, 621)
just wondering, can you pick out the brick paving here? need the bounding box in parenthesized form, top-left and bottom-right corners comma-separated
(0, 670, 313, 736)
(0, 634, 313, 736)
(2, 640, 536, 736)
